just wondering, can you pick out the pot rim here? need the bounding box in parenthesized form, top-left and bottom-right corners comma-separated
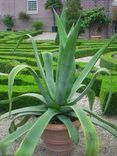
(46, 120, 80, 131)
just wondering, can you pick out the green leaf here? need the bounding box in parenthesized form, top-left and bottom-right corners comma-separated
(69, 35, 116, 98)
(60, 7, 67, 31)
(68, 16, 81, 37)
(102, 75, 112, 114)
(0, 120, 36, 154)
(9, 115, 30, 133)
(42, 52, 56, 99)
(69, 68, 111, 105)
(0, 93, 46, 105)
(0, 105, 46, 120)
(92, 118, 117, 137)
(17, 93, 47, 104)
(70, 105, 99, 156)
(56, 19, 81, 105)
(9, 112, 40, 133)
(8, 64, 52, 115)
(54, 9, 67, 48)
(84, 109, 117, 137)
(15, 109, 58, 156)
(27, 35, 55, 100)
(87, 89, 96, 111)
(14, 34, 54, 102)
(84, 109, 117, 131)
(13, 34, 26, 52)
(57, 115, 79, 144)
(0, 72, 8, 76)
(55, 9, 67, 81)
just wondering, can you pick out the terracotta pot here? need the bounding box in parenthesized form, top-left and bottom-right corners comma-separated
(42, 120, 80, 156)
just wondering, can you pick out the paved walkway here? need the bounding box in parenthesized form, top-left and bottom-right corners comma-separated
(33, 32, 57, 40)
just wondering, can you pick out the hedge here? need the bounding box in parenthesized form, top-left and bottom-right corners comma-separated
(0, 30, 42, 43)
(0, 55, 37, 67)
(75, 47, 117, 58)
(100, 52, 117, 71)
(0, 74, 36, 86)
(0, 85, 40, 111)
(100, 77, 117, 115)
(0, 38, 116, 114)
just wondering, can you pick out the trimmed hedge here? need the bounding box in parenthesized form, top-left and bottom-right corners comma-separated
(100, 52, 117, 71)
(100, 77, 117, 115)
(0, 30, 42, 43)
(0, 38, 116, 114)
(0, 74, 36, 85)
(75, 47, 117, 58)
(0, 59, 21, 73)
(0, 85, 40, 111)
(77, 73, 117, 97)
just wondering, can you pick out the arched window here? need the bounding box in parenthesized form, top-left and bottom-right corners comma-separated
(27, 0, 38, 14)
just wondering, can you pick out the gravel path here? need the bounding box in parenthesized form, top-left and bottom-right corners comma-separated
(0, 97, 117, 156)
(32, 32, 57, 40)
(76, 57, 100, 68)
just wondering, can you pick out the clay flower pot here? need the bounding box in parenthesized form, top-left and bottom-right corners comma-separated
(42, 120, 80, 156)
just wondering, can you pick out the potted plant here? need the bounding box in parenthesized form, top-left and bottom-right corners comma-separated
(0, 11, 117, 156)
(3, 15, 14, 31)
(32, 21, 43, 31)
(19, 12, 30, 21)
(45, 0, 62, 32)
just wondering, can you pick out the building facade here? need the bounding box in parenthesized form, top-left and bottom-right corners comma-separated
(0, 0, 115, 38)
(0, 0, 57, 31)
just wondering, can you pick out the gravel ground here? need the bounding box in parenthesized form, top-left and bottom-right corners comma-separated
(0, 49, 116, 155)
(0, 97, 117, 156)
(76, 57, 100, 68)
(32, 32, 57, 40)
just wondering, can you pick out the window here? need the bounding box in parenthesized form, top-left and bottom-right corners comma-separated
(27, 0, 38, 14)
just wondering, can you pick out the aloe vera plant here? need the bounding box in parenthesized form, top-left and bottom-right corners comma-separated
(0, 11, 117, 156)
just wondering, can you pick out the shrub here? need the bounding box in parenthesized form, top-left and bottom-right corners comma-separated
(19, 12, 30, 21)
(3, 15, 14, 31)
(32, 21, 43, 31)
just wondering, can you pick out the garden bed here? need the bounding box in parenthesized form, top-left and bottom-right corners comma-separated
(0, 39, 116, 114)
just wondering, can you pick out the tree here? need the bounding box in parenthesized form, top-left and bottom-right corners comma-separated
(81, 7, 111, 36)
(65, 0, 82, 33)
(45, 0, 62, 32)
